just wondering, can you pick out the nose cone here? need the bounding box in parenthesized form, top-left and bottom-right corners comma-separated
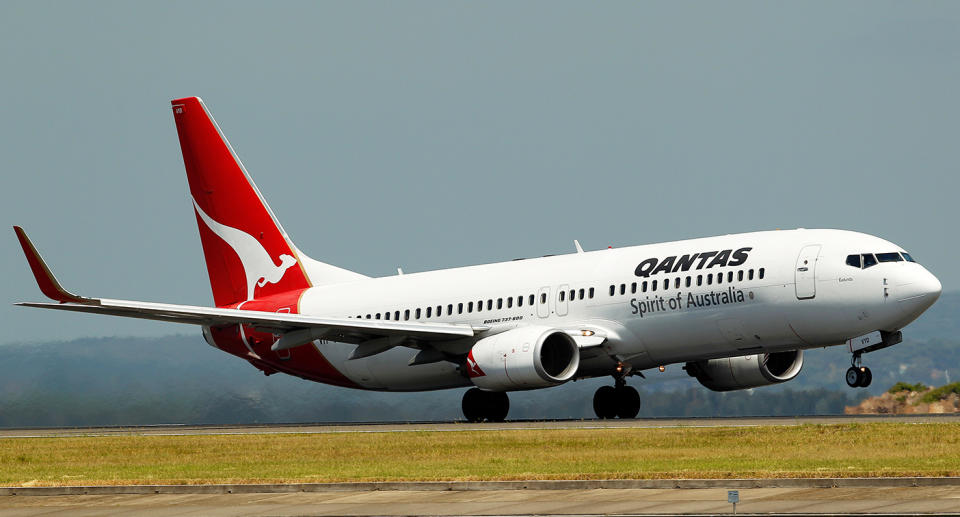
(896, 268, 942, 320)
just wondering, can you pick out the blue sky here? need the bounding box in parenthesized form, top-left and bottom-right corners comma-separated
(2, 1, 957, 343)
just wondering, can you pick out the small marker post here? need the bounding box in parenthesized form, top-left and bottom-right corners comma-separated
(728, 490, 739, 515)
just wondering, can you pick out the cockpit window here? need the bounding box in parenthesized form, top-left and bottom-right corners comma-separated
(862, 254, 877, 269)
(901, 252, 916, 263)
(845, 254, 861, 268)
(876, 252, 903, 263)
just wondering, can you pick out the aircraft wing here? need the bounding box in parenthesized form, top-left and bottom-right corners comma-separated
(13, 227, 483, 350)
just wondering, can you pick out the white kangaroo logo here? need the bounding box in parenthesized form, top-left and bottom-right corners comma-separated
(193, 199, 298, 301)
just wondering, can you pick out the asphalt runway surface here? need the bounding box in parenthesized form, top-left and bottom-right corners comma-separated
(1, 413, 958, 438)
(2, 415, 958, 515)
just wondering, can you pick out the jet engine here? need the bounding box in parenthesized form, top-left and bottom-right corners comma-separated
(685, 350, 804, 392)
(466, 326, 580, 391)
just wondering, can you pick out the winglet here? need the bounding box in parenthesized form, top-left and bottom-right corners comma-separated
(13, 226, 96, 304)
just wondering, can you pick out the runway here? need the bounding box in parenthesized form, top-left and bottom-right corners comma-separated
(3, 487, 960, 516)
(3, 415, 958, 515)
(2, 413, 958, 438)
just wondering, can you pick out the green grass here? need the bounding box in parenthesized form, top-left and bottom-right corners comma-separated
(1, 423, 958, 486)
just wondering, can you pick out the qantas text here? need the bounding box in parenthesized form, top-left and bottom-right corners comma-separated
(634, 247, 752, 278)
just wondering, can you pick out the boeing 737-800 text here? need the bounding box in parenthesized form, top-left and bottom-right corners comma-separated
(14, 97, 942, 421)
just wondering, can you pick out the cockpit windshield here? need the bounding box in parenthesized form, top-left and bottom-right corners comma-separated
(845, 252, 915, 269)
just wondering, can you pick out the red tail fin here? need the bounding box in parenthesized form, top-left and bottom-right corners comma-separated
(171, 97, 311, 307)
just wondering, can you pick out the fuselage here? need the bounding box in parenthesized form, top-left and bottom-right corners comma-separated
(213, 228, 940, 391)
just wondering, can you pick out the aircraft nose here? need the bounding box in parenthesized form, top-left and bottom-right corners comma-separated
(896, 267, 942, 312)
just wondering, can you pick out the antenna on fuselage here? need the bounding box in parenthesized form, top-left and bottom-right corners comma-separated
(574, 240, 584, 253)
(397, 267, 404, 275)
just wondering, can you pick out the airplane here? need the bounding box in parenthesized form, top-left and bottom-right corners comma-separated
(13, 97, 943, 422)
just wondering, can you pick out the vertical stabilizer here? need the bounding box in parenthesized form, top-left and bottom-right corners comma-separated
(171, 97, 311, 306)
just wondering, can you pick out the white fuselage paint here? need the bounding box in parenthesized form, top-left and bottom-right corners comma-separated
(297, 229, 940, 391)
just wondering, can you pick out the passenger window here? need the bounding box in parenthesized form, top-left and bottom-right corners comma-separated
(477, 300, 483, 312)
(405, 309, 410, 320)
(758, 268, 765, 279)
(877, 252, 903, 263)
(487, 300, 493, 310)
(685, 276, 691, 287)
(395, 311, 400, 321)
(468, 301, 474, 313)
(675, 278, 681, 289)
(717, 272, 723, 284)
(846, 254, 861, 268)
(497, 298, 503, 309)
(862, 254, 877, 268)
(569, 290, 575, 301)
(631, 282, 637, 294)
(707, 274, 713, 285)
(737, 271, 743, 281)
(901, 252, 916, 263)
(609, 285, 615, 296)
(727, 271, 733, 283)
(652, 280, 658, 291)
(529, 294, 535, 305)
(366, 314, 371, 319)
(518, 295, 524, 307)
(540, 293, 547, 304)
(508, 297, 514, 308)
(578, 289, 584, 300)
(620, 284, 626, 295)
(447, 304, 453, 316)
(559, 291, 565, 302)
(642, 281, 648, 293)
(437, 305, 442, 316)
(589, 287, 595, 299)
(386, 312, 392, 321)
(748, 270, 754, 280)
(376, 313, 381, 320)
(426, 307, 431, 318)
(458, 303, 463, 314)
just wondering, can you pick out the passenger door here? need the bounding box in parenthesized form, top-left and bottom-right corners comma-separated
(795, 245, 821, 300)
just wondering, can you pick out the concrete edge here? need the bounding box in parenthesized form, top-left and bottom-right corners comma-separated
(2, 478, 959, 496)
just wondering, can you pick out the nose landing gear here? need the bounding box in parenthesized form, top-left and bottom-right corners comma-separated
(593, 377, 641, 419)
(845, 353, 872, 388)
(462, 387, 509, 422)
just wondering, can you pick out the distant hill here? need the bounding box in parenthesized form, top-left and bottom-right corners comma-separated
(1, 292, 956, 427)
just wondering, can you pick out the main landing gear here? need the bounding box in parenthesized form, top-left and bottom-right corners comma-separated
(462, 387, 509, 422)
(845, 352, 872, 388)
(593, 378, 641, 419)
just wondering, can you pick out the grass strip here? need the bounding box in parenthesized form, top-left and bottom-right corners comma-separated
(1, 423, 958, 486)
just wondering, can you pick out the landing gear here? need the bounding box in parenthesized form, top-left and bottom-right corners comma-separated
(845, 353, 872, 388)
(462, 387, 509, 422)
(593, 380, 641, 419)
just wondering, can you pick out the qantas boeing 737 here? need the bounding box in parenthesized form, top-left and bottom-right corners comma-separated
(14, 97, 942, 421)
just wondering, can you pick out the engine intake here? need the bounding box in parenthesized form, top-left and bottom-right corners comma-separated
(467, 326, 580, 391)
(685, 350, 804, 392)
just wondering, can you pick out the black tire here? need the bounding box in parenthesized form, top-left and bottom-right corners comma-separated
(615, 385, 641, 419)
(859, 367, 872, 388)
(845, 367, 860, 388)
(593, 385, 617, 419)
(462, 388, 484, 422)
(488, 391, 510, 422)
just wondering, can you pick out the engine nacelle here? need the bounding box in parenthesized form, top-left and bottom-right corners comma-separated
(685, 350, 804, 392)
(467, 326, 580, 391)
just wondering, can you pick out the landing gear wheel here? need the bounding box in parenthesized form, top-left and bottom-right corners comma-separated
(462, 388, 484, 422)
(486, 391, 510, 422)
(593, 385, 618, 419)
(845, 367, 860, 388)
(461, 388, 510, 422)
(859, 367, 872, 388)
(615, 385, 641, 419)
